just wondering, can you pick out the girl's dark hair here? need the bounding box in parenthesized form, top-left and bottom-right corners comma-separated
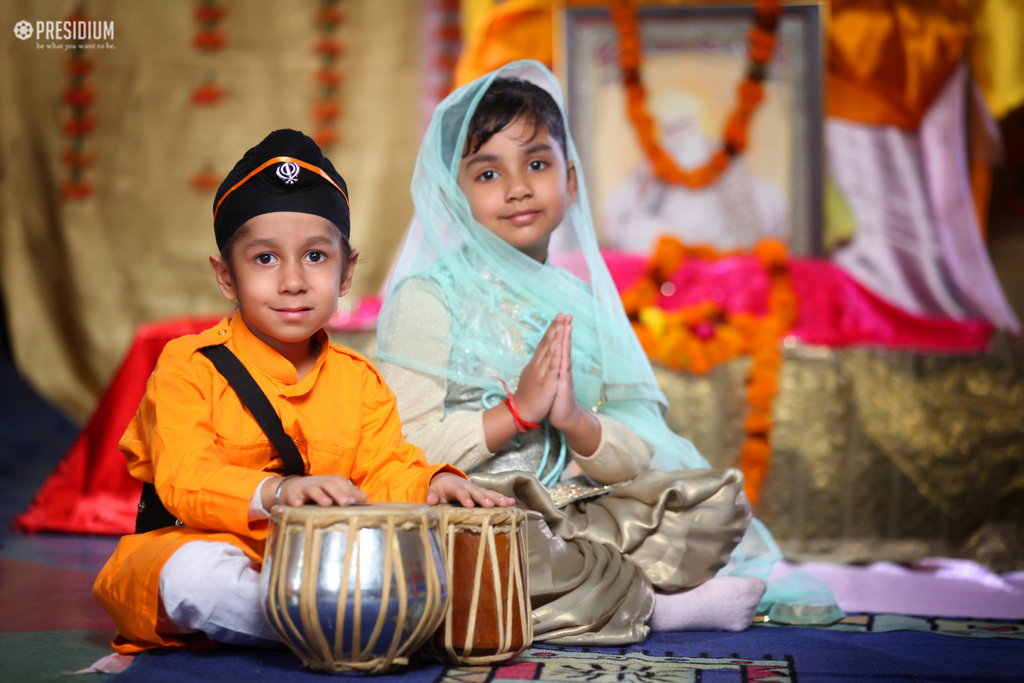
(463, 78, 567, 159)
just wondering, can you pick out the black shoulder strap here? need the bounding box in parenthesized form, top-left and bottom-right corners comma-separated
(199, 344, 305, 477)
(135, 343, 306, 535)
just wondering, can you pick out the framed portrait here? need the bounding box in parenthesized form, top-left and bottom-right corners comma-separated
(557, 2, 824, 255)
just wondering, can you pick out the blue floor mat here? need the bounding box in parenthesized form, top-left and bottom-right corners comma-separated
(111, 625, 1024, 683)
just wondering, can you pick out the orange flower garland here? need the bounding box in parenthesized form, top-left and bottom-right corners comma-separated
(192, 0, 226, 50)
(311, 0, 347, 149)
(191, 75, 224, 105)
(60, 6, 94, 200)
(609, 0, 782, 189)
(189, 0, 227, 192)
(433, 0, 462, 100)
(622, 236, 796, 507)
(189, 163, 221, 191)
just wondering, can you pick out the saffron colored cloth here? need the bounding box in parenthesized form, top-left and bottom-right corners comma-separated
(827, 0, 971, 131)
(15, 315, 224, 535)
(453, 0, 553, 88)
(596, 251, 993, 352)
(92, 315, 460, 654)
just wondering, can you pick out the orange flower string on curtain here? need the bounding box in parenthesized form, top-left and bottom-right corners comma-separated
(434, 0, 461, 100)
(190, 0, 227, 191)
(312, 0, 347, 149)
(189, 162, 221, 191)
(192, 0, 226, 51)
(60, 5, 94, 200)
(621, 236, 797, 507)
(609, 0, 782, 190)
(191, 74, 224, 105)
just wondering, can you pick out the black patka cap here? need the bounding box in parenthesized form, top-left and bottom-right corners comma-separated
(213, 129, 350, 251)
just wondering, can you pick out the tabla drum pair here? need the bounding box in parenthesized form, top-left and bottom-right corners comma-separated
(260, 502, 531, 674)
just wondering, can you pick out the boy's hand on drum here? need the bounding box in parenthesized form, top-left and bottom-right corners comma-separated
(426, 472, 515, 508)
(277, 475, 369, 507)
(514, 314, 565, 424)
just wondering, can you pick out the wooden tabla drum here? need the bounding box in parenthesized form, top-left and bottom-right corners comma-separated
(260, 503, 448, 674)
(428, 506, 532, 665)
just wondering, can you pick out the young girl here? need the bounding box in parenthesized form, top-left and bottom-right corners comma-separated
(377, 62, 840, 643)
(93, 129, 512, 655)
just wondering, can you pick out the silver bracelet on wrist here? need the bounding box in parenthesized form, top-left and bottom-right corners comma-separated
(274, 475, 298, 507)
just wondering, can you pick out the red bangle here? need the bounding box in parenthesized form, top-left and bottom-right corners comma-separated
(496, 378, 541, 432)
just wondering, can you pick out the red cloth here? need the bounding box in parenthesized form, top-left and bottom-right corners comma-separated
(16, 316, 224, 535)
(599, 250, 993, 352)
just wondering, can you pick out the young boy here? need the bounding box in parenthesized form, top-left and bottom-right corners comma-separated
(93, 129, 512, 654)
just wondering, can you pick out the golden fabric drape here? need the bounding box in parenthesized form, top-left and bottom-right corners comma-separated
(0, 0, 421, 421)
(653, 345, 1024, 570)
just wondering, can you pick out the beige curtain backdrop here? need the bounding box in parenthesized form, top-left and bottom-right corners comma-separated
(0, 0, 420, 421)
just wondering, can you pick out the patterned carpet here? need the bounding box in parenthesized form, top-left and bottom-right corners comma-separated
(108, 620, 1024, 683)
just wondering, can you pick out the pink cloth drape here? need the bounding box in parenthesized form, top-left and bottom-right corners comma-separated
(600, 250, 992, 352)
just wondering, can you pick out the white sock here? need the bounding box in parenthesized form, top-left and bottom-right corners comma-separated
(649, 576, 767, 632)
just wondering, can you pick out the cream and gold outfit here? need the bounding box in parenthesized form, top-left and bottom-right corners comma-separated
(380, 278, 751, 645)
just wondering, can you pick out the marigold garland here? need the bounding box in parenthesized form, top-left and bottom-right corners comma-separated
(609, 0, 782, 190)
(189, 0, 227, 191)
(191, 74, 224, 105)
(60, 5, 94, 200)
(189, 162, 221, 191)
(433, 0, 461, 100)
(622, 236, 797, 507)
(192, 0, 226, 51)
(312, 0, 346, 149)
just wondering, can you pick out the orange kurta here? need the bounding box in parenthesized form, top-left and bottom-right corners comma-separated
(93, 315, 460, 654)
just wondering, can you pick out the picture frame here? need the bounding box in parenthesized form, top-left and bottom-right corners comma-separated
(557, 2, 825, 255)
